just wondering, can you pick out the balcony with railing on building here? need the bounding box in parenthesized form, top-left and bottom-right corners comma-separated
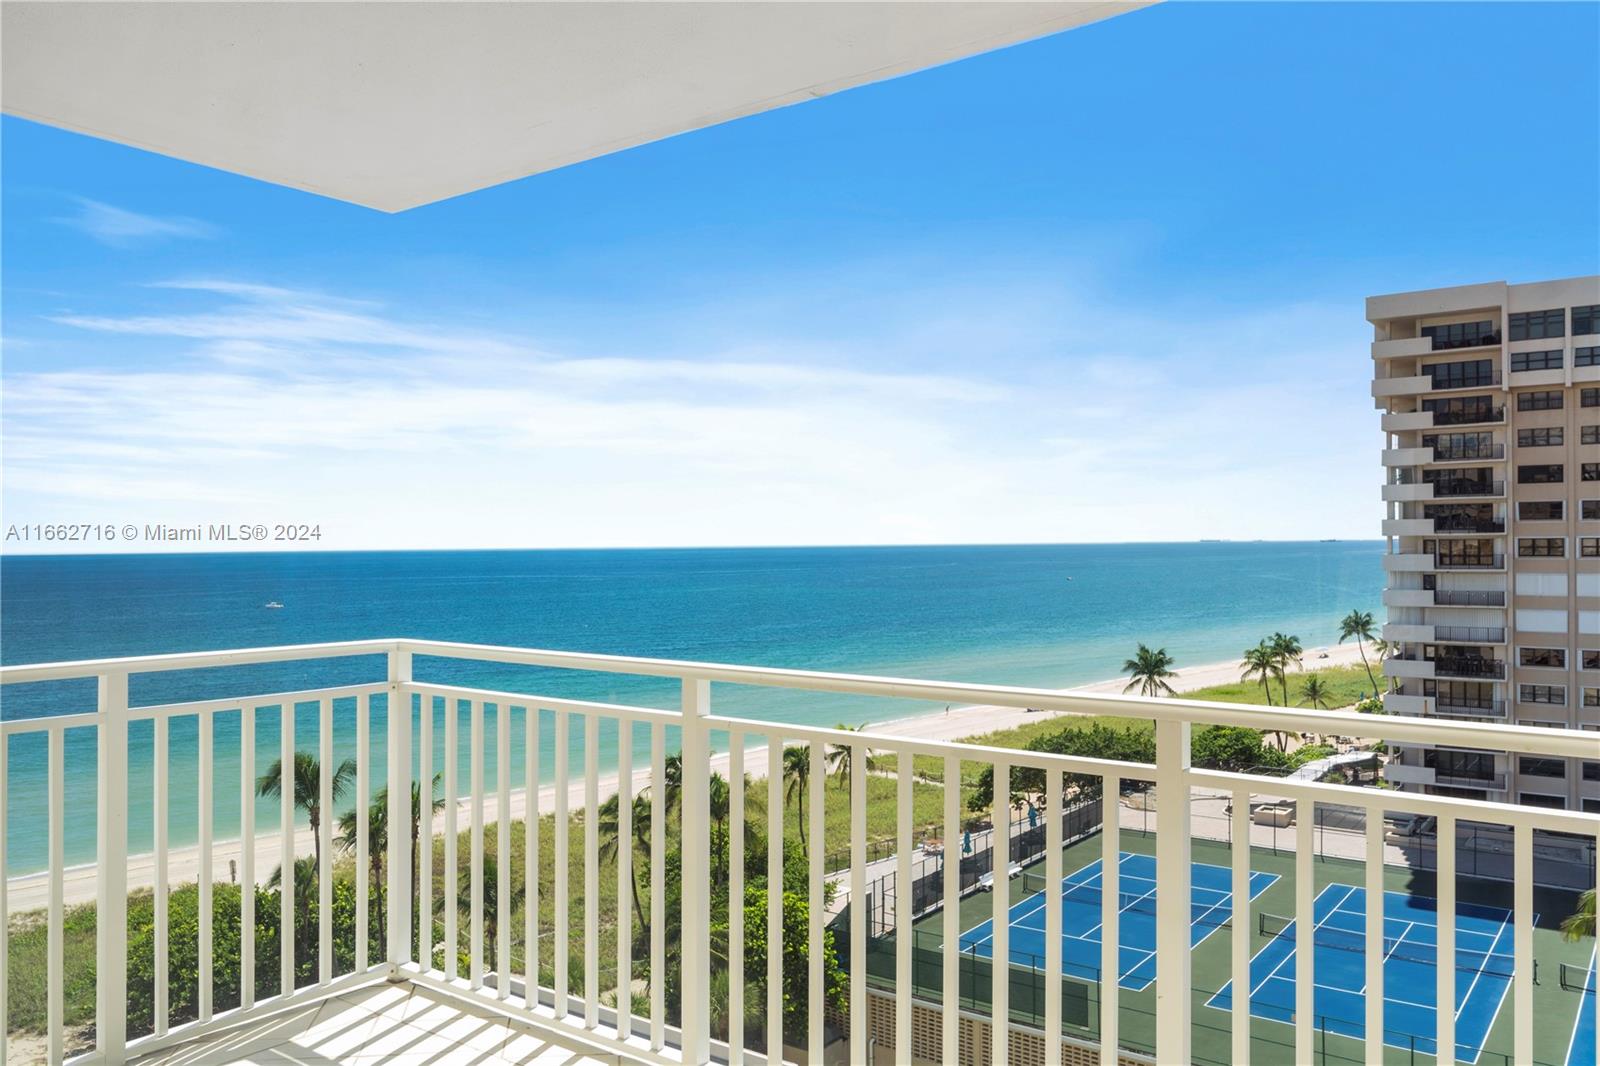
(1433, 652, 1508, 680)
(1420, 680, 1509, 719)
(1433, 626, 1506, 644)
(1432, 588, 1507, 607)
(1425, 505, 1505, 535)
(1422, 435, 1505, 462)
(1425, 396, 1505, 426)
(1429, 473, 1504, 498)
(1432, 551, 1504, 570)
(1423, 749, 1507, 791)
(1421, 320, 1501, 351)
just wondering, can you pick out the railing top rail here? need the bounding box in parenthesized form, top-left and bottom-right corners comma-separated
(0, 638, 396, 684)
(7, 638, 1596, 760)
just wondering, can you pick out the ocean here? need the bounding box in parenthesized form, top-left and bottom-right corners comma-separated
(0, 542, 1383, 874)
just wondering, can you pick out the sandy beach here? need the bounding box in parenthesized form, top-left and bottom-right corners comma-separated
(6, 643, 1367, 910)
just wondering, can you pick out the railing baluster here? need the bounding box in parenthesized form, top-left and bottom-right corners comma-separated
(582, 712, 596, 1021)
(895, 749, 912, 1058)
(651, 722, 667, 1051)
(48, 727, 64, 1066)
(199, 710, 214, 1019)
(354, 695, 368, 975)
(154, 715, 170, 1036)
(385, 649, 413, 968)
(1295, 797, 1314, 1060)
(1364, 799, 1383, 1066)
(1512, 824, 1533, 1065)
(525, 706, 539, 1010)
(419, 693, 432, 973)
(96, 671, 130, 1064)
(767, 735, 783, 1065)
(1232, 786, 1251, 1066)
(500, 702, 514, 1002)
(808, 739, 824, 1065)
(618, 719, 634, 1036)
(471, 699, 486, 989)
(317, 699, 331, 986)
(554, 709, 569, 1013)
(241, 705, 256, 1005)
(280, 702, 295, 996)
(445, 696, 459, 981)
(682, 679, 713, 1064)
(991, 759, 1010, 1066)
(1436, 813, 1456, 1064)
(1101, 774, 1120, 1066)
(729, 729, 746, 1065)
(1044, 767, 1062, 1066)
(942, 753, 959, 1065)
(1154, 719, 1192, 1066)
(848, 741, 865, 1065)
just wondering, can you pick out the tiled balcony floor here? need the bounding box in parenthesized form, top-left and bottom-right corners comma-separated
(127, 984, 618, 1066)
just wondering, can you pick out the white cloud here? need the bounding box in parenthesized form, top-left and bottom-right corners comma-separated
(53, 198, 219, 247)
(1, 278, 1379, 551)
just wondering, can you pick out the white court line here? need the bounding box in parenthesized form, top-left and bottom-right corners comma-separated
(1251, 884, 1358, 1003)
(1450, 904, 1517, 1066)
(1563, 948, 1596, 1066)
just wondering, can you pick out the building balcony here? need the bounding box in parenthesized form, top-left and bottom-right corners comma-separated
(1433, 771, 1509, 791)
(1432, 589, 1507, 607)
(1371, 337, 1434, 360)
(1428, 480, 1504, 499)
(1381, 623, 1436, 643)
(1380, 692, 1431, 717)
(1382, 762, 1436, 786)
(1430, 517, 1505, 535)
(1382, 553, 1437, 573)
(1381, 482, 1435, 502)
(1380, 411, 1437, 432)
(1381, 588, 1435, 608)
(1433, 626, 1506, 644)
(1381, 447, 1433, 467)
(1430, 406, 1506, 427)
(1371, 374, 1434, 400)
(1433, 554, 1505, 571)
(1434, 699, 1508, 720)
(1, 640, 1595, 1066)
(1380, 518, 1435, 537)
(1429, 443, 1505, 463)
(1384, 656, 1436, 680)
(1432, 656, 1507, 680)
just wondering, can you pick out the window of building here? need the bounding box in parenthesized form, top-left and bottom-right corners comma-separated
(1582, 537, 1599, 558)
(1518, 427, 1563, 447)
(1518, 390, 1563, 411)
(1578, 346, 1600, 367)
(1584, 463, 1599, 481)
(1519, 500, 1563, 521)
(1426, 358, 1496, 390)
(1520, 647, 1567, 668)
(1584, 500, 1600, 520)
(1586, 799, 1600, 814)
(1518, 537, 1565, 557)
(1518, 464, 1563, 484)
(1521, 792, 1568, 809)
(1585, 762, 1600, 782)
(1520, 756, 1566, 778)
(1423, 320, 1499, 350)
(1584, 425, 1600, 446)
(1586, 687, 1600, 707)
(1586, 651, 1600, 670)
(1574, 304, 1600, 336)
(1510, 349, 1563, 372)
(1585, 388, 1600, 407)
(1519, 684, 1566, 705)
(1510, 308, 1565, 340)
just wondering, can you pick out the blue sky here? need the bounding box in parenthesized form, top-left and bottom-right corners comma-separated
(3, 2, 1598, 550)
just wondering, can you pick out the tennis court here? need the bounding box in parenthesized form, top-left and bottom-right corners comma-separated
(1568, 950, 1596, 1066)
(1208, 882, 1520, 1062)
(956, 851, 1278, 991)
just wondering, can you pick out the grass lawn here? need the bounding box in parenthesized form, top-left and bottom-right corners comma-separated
(1179, 662, 1378, 709)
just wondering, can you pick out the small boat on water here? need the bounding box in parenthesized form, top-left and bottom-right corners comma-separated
(264, 601, 284, 609)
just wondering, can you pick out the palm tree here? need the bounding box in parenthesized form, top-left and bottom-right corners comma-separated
(783, 745, 811, 853)
(1299, 673, 1332, 710)
(454, 853, 525, 973)
(258, 752, 357, 873)
(1240, 642, 1280, 706)
(825, 723, 880, 789)
(336, 773, 444, 952)
(1269, 632, 1303, 705)
(1121, 644, 1178, 698)
(597, 791, 654, 930)
(1560, 888, 1595, 942)
(1339, 609, 1380, 693)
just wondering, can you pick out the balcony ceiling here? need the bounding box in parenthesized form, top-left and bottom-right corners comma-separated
(1, 1, 1150, 213)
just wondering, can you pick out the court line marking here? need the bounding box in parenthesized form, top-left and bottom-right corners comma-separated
(1563, 947, 1596, 1066)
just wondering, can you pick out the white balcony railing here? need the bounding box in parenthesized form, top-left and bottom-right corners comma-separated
(1, 639, 1597, 1066)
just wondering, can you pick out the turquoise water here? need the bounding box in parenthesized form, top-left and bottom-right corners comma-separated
(0, 543, 1383, 874)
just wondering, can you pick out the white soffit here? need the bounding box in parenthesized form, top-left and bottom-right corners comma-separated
(1, 1, 1152, 213)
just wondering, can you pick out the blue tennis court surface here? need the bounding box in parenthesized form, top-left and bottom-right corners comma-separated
(957, 852, 1277, 991)
(1568, 950, 1595, 1066)
(1209, 883, 1520, 1062)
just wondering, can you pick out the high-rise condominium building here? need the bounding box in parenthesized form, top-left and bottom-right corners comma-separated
(1371, 275, 1600, 813)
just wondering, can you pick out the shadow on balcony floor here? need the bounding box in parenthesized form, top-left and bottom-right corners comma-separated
(127, 984, 616, 1066)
